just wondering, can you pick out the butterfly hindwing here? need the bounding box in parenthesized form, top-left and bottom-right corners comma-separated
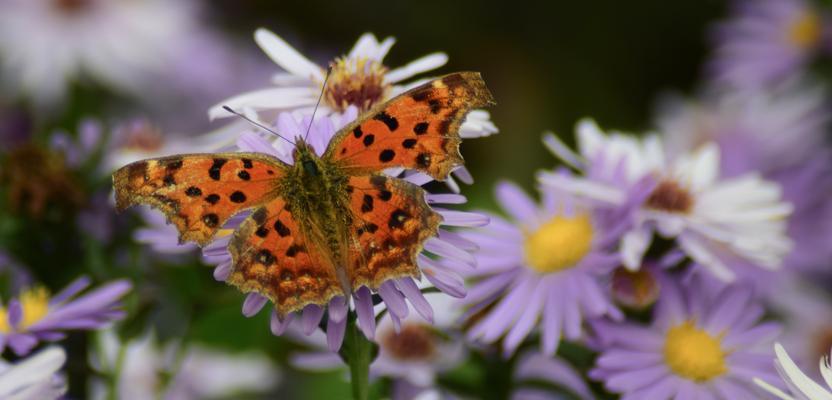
(324, 72, 495, 180)
(227, 197, 345, 316)
(345, 174, 441, 289)
(113, 153, 286, 246)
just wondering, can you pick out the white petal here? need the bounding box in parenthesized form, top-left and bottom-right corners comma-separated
(576, 118, 605, 158)
(537, 172, 625, 205)
(678, 233, 735, 281)
(209, 87, 318, 119)
(0, 347, 66, 396)
(254, 28, 323, 81)
(621, 225, 652, 270)
(348, 33, 381, 59)
(753, 378, 798, 400)
(385, 53, 448, 83)
(374, 36, 396, 61)
(774, 343, 832, 400)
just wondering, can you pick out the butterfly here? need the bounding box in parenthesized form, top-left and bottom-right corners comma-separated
(113, 72, 495, 316)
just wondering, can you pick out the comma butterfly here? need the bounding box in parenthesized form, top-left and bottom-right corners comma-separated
(113, 72, 495, 316)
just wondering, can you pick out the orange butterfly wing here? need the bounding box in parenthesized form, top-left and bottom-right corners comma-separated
(324, 72, 495, 180)
(113, 153, 286, 246)
(345, 174, 441, 289)
(227, 198, 344, 316)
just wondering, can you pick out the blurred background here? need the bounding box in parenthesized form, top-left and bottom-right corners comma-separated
(1, 0, 827, 399)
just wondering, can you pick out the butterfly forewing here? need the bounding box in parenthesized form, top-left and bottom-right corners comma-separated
(324, 72, 495, 180)
(113, 153, 287, 246)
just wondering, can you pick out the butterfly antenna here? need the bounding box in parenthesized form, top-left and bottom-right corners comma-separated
(304, 66, 332, 142)
(222, 106, 295, 145)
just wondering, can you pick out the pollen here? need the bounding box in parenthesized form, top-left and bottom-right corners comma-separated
(788, 10, 822, 49)
(0, 287, 51, 333)
(524, 214, 594, 274)
(663, 321, 728, 382)
(380, 323, 437, 362)
(645, 180, 694, 213)
(324, 57, 390, 112)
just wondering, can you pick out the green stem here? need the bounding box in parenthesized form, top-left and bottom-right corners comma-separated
(340, 311, 375, 400)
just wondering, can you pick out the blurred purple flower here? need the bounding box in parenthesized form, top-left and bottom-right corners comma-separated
(656, 82, 830, 177)
(707, 0, 827, 90)
(461, 182, 623, 357)
(0, 276, 131, 356)
(189, 110, 485, 351)
(0, 0, 198, 106)
(49, 118, 104, 170)
(590, 277, 781, 399)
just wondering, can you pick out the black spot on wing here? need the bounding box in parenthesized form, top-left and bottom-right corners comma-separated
(203, 213, 219, 228)
(378, 190, 392, 201)
(185, 186, 202, 197)
(242, 159, 253, 169)
(388, 209, 410, 230)
(256, 249, 275, 265)
(209, 158, 227, 181)
(374, 112, 399, 131)
(274, 219, 290, 237)
(230, 191, 247, 203)
(361, 194, 374, 213)
(402, 139, 417, 149)
(353, 127, 363, 138)
(363, 134, 375, 147)
(238, 170, 251, 181)
(205, 194, 220, 205)
(414, 122, 429, 135)
(379, 149, 395, 163)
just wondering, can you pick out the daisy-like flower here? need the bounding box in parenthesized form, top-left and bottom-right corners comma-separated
(289, 292, 466, 399)
(590, 277, 781, 399)
(197, 110, 485, 351)
(0, 0, 196, 105)
(89, 330, 281, 400)
(707, 0, 828, 90)
(540, 120, 793, 281)
(209, 28, 497, 146)
(462, 181, 624, 356)
(0, 346, 66, 400)
(755, 343, 832, 400)
(0, 276, 131, 355)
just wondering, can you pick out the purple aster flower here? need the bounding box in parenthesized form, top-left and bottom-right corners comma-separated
(49, 118, 104, 170)
(540, 120, 793, 282)
(707, 0, 827, 90)
(462, 181, 623, 357)
(0, 276, 131, 356)
(287, 292, 466, 399)
(590, 277, 782, 399)
(191, 110, 485, 351)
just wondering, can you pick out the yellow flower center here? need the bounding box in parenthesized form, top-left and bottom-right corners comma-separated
(0, 287, 51, 333)
(788, 10, 822, 49)
(663, 321, 728, 382)
(524, 214, 594, 274)
(323, 56, 390, 112)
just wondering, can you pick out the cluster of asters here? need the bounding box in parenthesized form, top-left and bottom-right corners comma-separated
(1, 0, 832, 399)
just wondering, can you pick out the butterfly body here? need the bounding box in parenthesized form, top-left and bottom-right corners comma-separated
(114, 72, 495, 316)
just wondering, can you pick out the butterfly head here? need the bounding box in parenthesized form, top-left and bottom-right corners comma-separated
(291, 138, 322, 177)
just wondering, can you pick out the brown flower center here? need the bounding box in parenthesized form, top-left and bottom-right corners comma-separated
(53, 0, 91, 13)
(380, 323, 437, 362)
(611, 267, 660, 309)
(323, 57, 390, 113)
(646, 180, 694, 213)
